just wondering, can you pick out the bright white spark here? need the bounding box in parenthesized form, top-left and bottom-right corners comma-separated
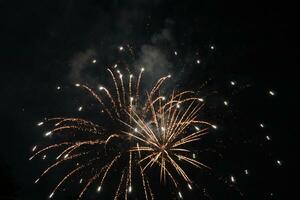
(276, 160, 282, 166)
(176, 103, 180, 108)
(141, 67, 145, 72)
(130, 97, 134, 102)
(130, 74, 133, 78)
(178, 191, 183, 199)
(64, 154, 69, 159)
(224, 101, 228, 106)
(128, 186, 132, 193)
(57, 86, 61, 90)
(45, 131, 52, 137)
(32, 145, 37, 152)
(119, 46, 124, 51)
(230, 176, 236, 183)
(75, 83, 80, 87)
(79, 178, 83, 184)
(99, 86, 104, 90)
(266, 135, 271, 140)
(78, 106, 83, 111)
(260, 123, 264, 128)
(188, 184, 192, 190)
(198, 98, 204, 102)
(212, 125, 218, 129)
(161, 96, 166, 101)
(194, 126, 199, 131)
(114, 64, 118, 68)
(37, 122, 44, 126)
(192, 153, 196, 159)
(196, 59, 201, 64)
(245, 169, 249, 175)
(34, 178, 40, 184)
(49, 192, 54, 199)
(167, 74, 171, 78)
(230, 81, 236, 86)
(97, 186, 102, 192)
(43, 155, 47, 160)
(210, 45, 215, 50)
(92, 59, 97, 63)
(269, 90, 275, 96)
(174, 51, 178, 56)
(134, 128, 138, 132)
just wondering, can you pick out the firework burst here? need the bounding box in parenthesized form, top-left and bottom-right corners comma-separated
(30, 67, 215, 200)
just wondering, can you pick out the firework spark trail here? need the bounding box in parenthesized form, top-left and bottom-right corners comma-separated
(31, 67, 214, 199)
(108, 68, 122, 109)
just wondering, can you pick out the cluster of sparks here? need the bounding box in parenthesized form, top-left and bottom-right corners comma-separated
(30, 66, 217, 200)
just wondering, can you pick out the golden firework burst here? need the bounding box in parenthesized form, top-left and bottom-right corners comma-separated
(31, 67, 215, 200)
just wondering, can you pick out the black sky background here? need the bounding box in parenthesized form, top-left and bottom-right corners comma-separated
(1, 0, 297, 200)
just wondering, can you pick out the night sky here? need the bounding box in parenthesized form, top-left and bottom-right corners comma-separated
(1, 1, 297, 200)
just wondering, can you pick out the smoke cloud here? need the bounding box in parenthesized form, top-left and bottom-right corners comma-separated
(69, 49, 96, 83)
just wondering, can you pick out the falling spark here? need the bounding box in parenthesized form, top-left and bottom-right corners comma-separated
(276, 160, 282, 166)
(230, 176, 235, 183)
(128, 186, 132, 193)
(210, 45, 215, 50)
(49, 192, 54, 199)
(198, 98, 204, 102)
(269, 90, 275, 96)
(196, 59, 201, 64)
(174, 51, 178, 55)
(78, 106, 83, 112)
(97, 186, 101, 192)
(224, 101, 228, 106)
(260, 123, 264, 128)
(44, 131, 52, 137)
(212, 125, 218, 129)
(37, 122, 44, 126)
(188, 184, 192, 190)
(75, 83, 80, 87)
(178, 191, 183, 199)
(245, 169, 249, 175)
(32, 145, 37, 152)
(57, 86, 61, 90)
(266, 135, 271, 140)
(192, 153, 196, 159)
(92, 59, 97, 64)
(230, 81, 236, 86)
